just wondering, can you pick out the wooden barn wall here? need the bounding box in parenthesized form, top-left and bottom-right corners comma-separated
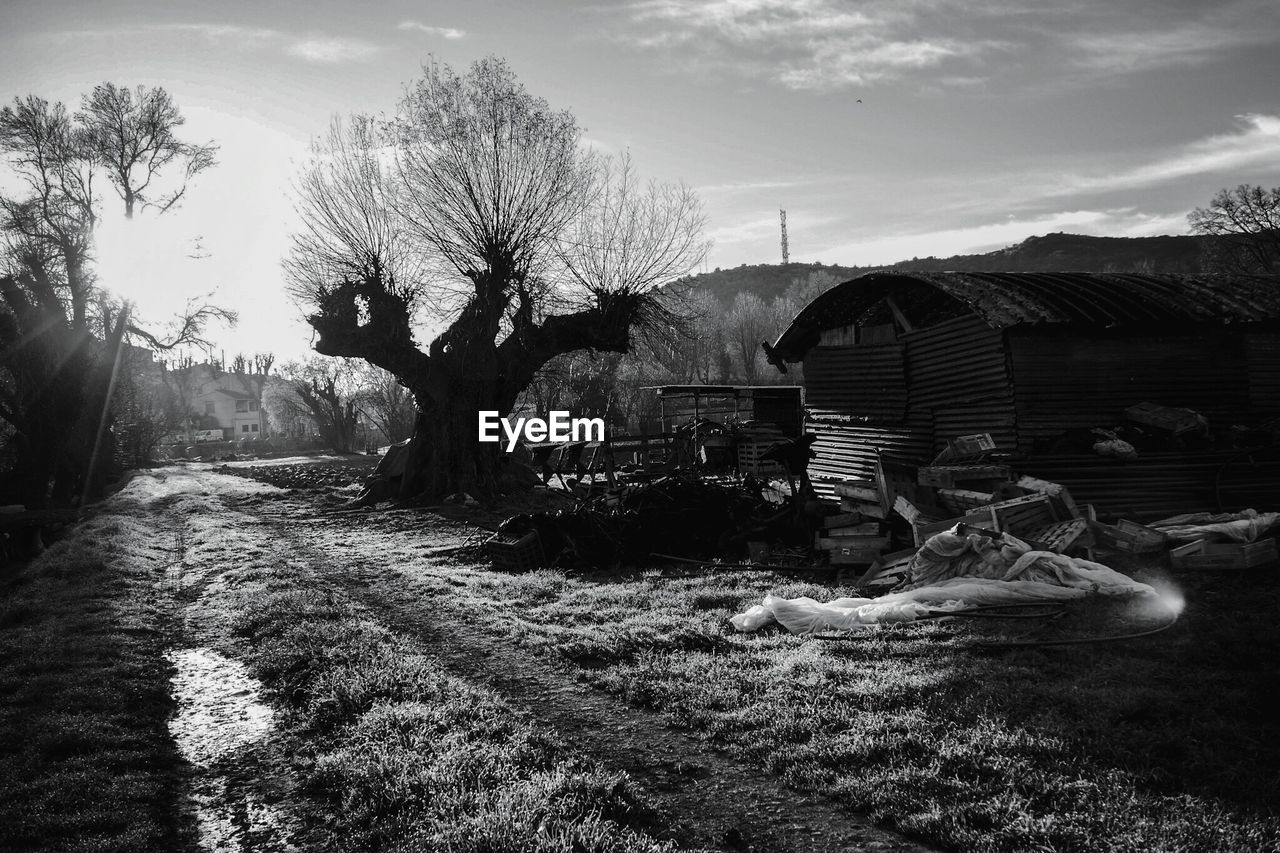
(802, 314, 1016, 483)
(1246, 331, 1280, 419)
(1009, 328, 1251, 452)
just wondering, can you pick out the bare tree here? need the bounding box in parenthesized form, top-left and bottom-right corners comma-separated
(1188, 184, 1280, 274)
(1, 85, 225, 507)
(352, 363, 415, 445)
(287, 57, 708, 499)
(279, 358, 359, 453)
(725, 292, 773, 384)
(79, 83, 217, 218)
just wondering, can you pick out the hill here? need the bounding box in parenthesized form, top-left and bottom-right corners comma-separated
(686, 232, 1213, 306)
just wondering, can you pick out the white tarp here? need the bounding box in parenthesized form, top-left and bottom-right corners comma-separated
(1148, 508, 1278, 544)
(731, 529, 1155, 635)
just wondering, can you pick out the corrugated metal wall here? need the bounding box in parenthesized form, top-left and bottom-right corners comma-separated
(903, 316, 1016, 456)
(1008, 328, 1253, 451)
(799, 302, 1278, 515)
(802, 315, 1017, 482)
(804, 342, 907, 421)
(1246, 332, 1280, 419)
(803, 340, 922, 482)
(1029, 450, 1280, 517)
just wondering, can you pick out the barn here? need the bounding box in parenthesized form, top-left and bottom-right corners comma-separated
(765, 271, 1280, 517)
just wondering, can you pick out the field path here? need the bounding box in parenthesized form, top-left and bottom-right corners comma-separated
(227, 477, 936, 853)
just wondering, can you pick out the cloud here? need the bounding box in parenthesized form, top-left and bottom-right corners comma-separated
(696, 179, 812, 194)
(287, 37, 382, 63)
(616, 0, 1004, 90)
(44, 23, 383, 64)
(709, 209, 839, 249)
(611, 0, 1280, 91)
(1065, 2, 1280, 74)
(1060, 113, 1280, 195)
(397, 21, 466, 39)
(818, 208, 1189, 266)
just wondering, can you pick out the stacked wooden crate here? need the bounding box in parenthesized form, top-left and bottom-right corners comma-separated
(818, 478, 890, 565)
(736, 422, 787, 476)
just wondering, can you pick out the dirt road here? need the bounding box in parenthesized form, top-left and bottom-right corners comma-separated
(154, 465, 932, 852)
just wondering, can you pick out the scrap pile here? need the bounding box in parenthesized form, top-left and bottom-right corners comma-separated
(485, 419, 1278, 577)
(812, 431, 1279, 588)
(487, 473, 797, 571)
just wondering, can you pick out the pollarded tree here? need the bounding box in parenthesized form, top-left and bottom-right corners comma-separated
(287, 57, 708, 499)
(1188, 184, 1280, 274)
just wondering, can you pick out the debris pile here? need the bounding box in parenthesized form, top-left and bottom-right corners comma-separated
(489, 473, 805, 571)
(485, 420, 1278, 577)
(814, 431, 1278, 586)
(1042, 401, 1278, 457)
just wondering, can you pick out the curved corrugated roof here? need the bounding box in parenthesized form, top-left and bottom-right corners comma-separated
(768, 270, 1280, 364)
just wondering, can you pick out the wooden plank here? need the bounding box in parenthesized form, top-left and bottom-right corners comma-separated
(816, 535, 891, 551)
(840, 498, 887, 519)
(1022, 518, 1088, 553)
(827, 522, 882, 537)
(1169, 539, 1278, 570)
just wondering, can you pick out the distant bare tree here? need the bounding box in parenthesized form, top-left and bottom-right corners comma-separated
(1188, 184, 1280, 274)
(1, 86, 226, 507)
(725, 292, 773, 384)
(352, 363, 415, 445)
(279, 358, 359, 453)
(80, 83, 217, 218)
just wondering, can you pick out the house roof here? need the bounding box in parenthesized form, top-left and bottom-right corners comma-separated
(209, 388, 256, 400)
(769, 270, 1280, 365)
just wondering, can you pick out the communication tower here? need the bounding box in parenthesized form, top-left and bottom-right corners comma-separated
(779, 209, 790, 265)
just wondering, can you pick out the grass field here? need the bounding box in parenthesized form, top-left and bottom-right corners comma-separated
(5, 466, 1279, 853)
(373, 549, 1280, 853)
(0, 498, 194, 852)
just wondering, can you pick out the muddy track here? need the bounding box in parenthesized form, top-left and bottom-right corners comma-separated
(246, 492, 936, 853)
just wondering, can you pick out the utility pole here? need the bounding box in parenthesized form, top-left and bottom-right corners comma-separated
(779, 209, 790, 265)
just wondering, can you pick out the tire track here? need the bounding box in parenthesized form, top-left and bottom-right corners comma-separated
(246, 491, 936, 853)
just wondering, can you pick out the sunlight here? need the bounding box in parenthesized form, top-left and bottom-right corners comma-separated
(93, 208, 212, 317)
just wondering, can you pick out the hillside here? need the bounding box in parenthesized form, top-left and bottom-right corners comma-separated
(687, 232, 1213, 306)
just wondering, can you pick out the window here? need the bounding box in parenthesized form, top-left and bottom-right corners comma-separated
(205, 402, 216, 415)
(235, 400, 249, 413)
(250, 423, 259, 432)
(242, 424, 251, 433)
(248, 400, 259, 412)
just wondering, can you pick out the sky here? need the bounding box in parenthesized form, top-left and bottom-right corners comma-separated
(2, 0, 1278, 361)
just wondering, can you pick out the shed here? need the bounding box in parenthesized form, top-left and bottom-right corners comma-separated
(652, 385, 804, 437)
(767, 271, 1280, 517)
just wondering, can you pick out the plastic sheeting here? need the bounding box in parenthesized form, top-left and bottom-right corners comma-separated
(731, 529, 1155, 635)
(1149, 508, 1278, 543)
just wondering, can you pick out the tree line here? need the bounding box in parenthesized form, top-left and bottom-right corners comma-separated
(2, 60, 1277, 510)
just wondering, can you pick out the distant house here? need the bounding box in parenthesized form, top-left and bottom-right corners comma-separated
(767, 270, 1280, 517)
(200, 388, 266, 438)
(172, 365, 269, 441)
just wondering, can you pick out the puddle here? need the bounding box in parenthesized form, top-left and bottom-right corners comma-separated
(168, 647, 294, 852)
(168, 648, 273, 766)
